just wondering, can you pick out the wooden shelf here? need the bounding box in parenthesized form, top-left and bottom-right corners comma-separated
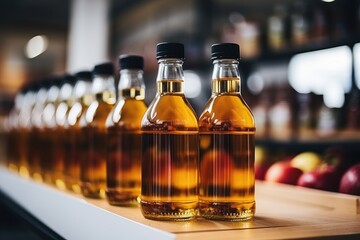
(0, 167, 359, 239)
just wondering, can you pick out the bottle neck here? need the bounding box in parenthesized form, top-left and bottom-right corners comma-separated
(73, 79, 91, 100)
(92, 74, 116, 104)
(212, 59, 241, 94)
(59, 83, 73, 101)
(156, 59, 184, 94)
(118, 69, 145, 100)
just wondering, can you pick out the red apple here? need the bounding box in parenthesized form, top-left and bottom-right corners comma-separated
(255, 146, 271, 180)
(339, 163, 360, 196)
(265, 161, 303, 185)
(323, 146, 351, 175)
(297, 166, 341, 192)
(255, 164, 271, 180)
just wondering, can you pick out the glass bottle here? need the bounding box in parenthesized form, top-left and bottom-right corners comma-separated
(6, 88, 25, 172)
(18, 83, 36, 178)
(28, 79, 50, 182)
(106, 55, 147, 206)
(80, 63, 115, 198)
(141, 42, 199, 221)
(64, 71, 93, 193)
(41, 76, 63, 184)
(198, 43, 256, 221)
(53, 74, 76, 189)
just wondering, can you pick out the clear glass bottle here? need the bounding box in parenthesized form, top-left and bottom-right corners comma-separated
(41, 76, 63, 184)
(18, 83, 36, 178)
(53, 74, 76, 189)
(64, 71, 93, 193)
(80, 63, 116, 198)
(141, 43, 199, 221)
(106, 55, 147, 206)
(6, 88, 25, 172)
(198, 43, 256, 221)
(28, 79, 50, 182)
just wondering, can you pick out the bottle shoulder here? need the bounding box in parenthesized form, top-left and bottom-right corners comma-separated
(141, 94, 198, 131)
(199, 94, 255, 131)
(106, 99, 147, 130)
(80, 100, 114, 128)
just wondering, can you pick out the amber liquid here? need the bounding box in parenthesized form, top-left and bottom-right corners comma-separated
(199, 78, 256, 221)
(80, 93, 114, 198)
(28, 128, 42, 181)
(141, 81, 199, 221)
(141, 133, 198, 220)
(63, 100, 91, 193)
(80, 126, 107, 198)
(7, 129, 19, 172)
(52, 127, 66, 189)
(63, 127, 81, 193)
(106, 93, 147, 206)
(107, 130, 142, 205)
(18, 128, 30, 178)
(40, 127, 56, 184)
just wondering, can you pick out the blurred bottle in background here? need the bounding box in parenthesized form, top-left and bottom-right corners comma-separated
(267, 5, 288, 51)
(80, 63, 116, 199)
(40, 76, 62, 184)
(5, 88, 25, 172)
(106, 55, 147, 206)
(290, 1, 309, 46)
(28, 80, 50, 182)
(268, 86, 293, 140)
(63, 71, 93, 193)
(53, 74, 76, 189)
(17, 84, 36, 178)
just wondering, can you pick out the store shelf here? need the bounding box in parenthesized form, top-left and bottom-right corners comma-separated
(0, 167, 360, 240)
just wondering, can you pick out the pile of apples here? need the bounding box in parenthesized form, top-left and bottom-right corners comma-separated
(255, 146, 360, 196)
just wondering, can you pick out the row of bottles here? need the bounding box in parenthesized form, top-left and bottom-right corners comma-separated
(223, 0, 356, 58)
(252, 85, 360, 141)
(1, 42, 255, 221)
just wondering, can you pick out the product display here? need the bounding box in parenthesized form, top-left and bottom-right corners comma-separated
(0, 40, 359, 230)
(106, 55, 147, 206)
(198, 43, 256, 221)
(80, 63, 116, 198)
(63, 71, 93, 193)
(140, 42, 199, 220)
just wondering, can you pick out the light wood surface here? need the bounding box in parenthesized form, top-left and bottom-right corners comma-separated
(86, 181, 360, 239)
(1, 168, 359, 240)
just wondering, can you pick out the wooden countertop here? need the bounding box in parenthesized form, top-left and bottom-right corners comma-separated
(0, 167, 359, 239)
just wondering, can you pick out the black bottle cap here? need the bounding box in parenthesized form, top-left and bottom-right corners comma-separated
(119, 55, 144, 70)
(39, 77, 51, 89)
(75, 71, 92, 82)
(156, 42, 184, 60)
(51, 75, 64, 88)
(93, 62, 114, 75)
(63, 74, 77, 86)
(211, 43, 240, 61)
(27, 82, 39, 93)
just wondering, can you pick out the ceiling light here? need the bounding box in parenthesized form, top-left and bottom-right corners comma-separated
(25, 35, 48, 59)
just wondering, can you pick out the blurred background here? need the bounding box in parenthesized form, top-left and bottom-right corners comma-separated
(0, 0, 360, 237)
(0, 0, 359, 139)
